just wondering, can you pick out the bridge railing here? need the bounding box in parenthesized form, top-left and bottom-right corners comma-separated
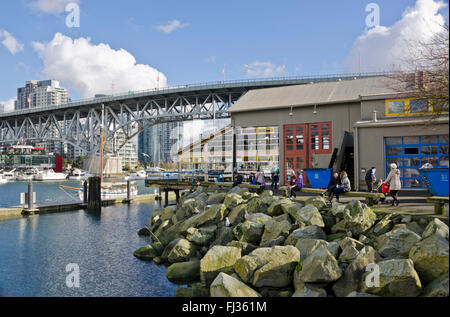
(1, 72, 391, 117)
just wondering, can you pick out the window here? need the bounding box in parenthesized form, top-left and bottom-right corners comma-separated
(409, 99, 430, 113)
(385, 135, 449, 188)
(387, 100, 406, 115)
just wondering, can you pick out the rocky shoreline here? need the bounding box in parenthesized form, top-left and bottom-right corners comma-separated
(134, 185, 449, 297)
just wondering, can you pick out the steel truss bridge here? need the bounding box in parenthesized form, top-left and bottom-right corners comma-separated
(0, 73, 384, 156)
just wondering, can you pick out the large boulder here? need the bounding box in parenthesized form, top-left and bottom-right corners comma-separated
(211, 227, 235, 247)
(246, 213, 272, 225)
(166, 260, 201, 284)
(176, 198, 199, 221)
(228, 204, 247, 226)
(247, 197, 267, 214)
(422, 218, 449, 240)
(370, 214, 393, 236)
(240, 221, 264, 244)
(234, 246, 300, 288)
(341, 201, 377, 235)
(294, 248, 342, 284)
(332, 246, 377, 297)
(133, 243, 163, 261)
(284, 226, 327, 246)
(224, 193, 244, 210)
(292, 282, 327, 297)
(331, 202, 346, 218)
(260, 219, 291, 246)
(267, 199, 291, 217)
(304, 196, 327, 210)
(409, 234, 449, 284)
(361, 259, 422, 297)
(164, 239, 198, 263)
(296, 205, 325, 227)
(174, 282, 210, 297)
(227, 241, 258, 256)
(210, 272, 260, 297)
(159, 204, 227, 245)
(295, 239, 329, 262)
(207, 192, 227, 205)
(186, 226, 215, 246)
(200, 246, 242, 285)
(421, 273, 449, 297)
(337, 237, 366, 264)
(375, 227, 422, 258)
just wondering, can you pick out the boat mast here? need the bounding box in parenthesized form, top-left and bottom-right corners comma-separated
(100, 103, 105, 184)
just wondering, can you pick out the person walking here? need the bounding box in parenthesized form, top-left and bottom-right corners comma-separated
(365, 167, 377, 192)
(384, 163, 401, 206)
(287, 170, 297, 198)
(255, 168, 266, 192)
(271, 167, 280, 190)
(332, 171, 351, 203)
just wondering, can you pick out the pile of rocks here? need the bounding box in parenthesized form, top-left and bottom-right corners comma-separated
(134, 185, 449, 297)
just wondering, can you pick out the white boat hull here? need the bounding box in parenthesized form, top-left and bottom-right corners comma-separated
(78, 189, 138, 201)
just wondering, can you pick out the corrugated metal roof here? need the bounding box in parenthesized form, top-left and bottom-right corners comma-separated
(228, 76, 397, 113)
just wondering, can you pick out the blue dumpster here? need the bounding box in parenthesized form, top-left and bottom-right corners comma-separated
(304, 168, 333, 189)
(419, 168, 449, 197)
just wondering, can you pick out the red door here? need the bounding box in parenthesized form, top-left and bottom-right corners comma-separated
(284, 122, 332, 183)
(284, 124, 307, 183)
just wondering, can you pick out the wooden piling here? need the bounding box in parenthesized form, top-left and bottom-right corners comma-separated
(88, 177, 102, 211)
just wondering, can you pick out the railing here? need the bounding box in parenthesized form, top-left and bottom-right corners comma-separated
(0, 72, 390, 117)
(145, 170, 225, 189)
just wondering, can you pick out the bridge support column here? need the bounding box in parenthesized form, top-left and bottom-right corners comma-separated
(175, 189, 180, 204)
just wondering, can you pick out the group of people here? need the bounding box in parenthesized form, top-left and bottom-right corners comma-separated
(365, 164, 401, 206)
(322, 171, 351, 203)
(232, 163, 402, 206)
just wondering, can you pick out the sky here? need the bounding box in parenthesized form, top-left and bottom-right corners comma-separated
(0, 0, 448, 143)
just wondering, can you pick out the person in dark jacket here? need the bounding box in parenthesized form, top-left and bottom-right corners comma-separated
(365, 167, 377, 192)
(332, 171, 351, 202)
(233, 170, 243, 187)
(271, 167, 280, 190)
(323, 172, 340, 201)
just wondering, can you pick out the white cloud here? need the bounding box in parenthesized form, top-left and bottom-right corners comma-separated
(345, 0, 447, 72)
(0, 98, 16, 113)
(0, 30, 24, 54)
(244, 61, 285, 78)
(155, 20, 189, 34)
(32, 33, 167, 98)
(29, 0, 80, 15)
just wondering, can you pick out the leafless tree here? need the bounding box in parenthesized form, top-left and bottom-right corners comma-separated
(389, 24, 449, 121)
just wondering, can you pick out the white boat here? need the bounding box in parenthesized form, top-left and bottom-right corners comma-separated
(68, 169, 83, 180)
(128, 170, 147, 180)
(2, 169, 16, 181)
(16, 168, 40, 181)
(34, 169, 67, 181)
(0, 175, 8, 184)
(77, 181, 138, 201)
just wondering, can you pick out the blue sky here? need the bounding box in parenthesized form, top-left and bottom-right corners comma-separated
(0, 0, 448, 104)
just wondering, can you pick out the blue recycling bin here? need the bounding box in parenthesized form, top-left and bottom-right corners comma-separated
(419, 168, 449, 197)
(304, 168, 333, 189)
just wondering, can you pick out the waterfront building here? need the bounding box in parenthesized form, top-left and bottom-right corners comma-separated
(177, 125, 280, 176)
(138, 122, 183, 165)
(0, 103, 4, 113)
(227, 76, 449, 190)
(0, 145, 57, 170)
(15, 80, 71, 110)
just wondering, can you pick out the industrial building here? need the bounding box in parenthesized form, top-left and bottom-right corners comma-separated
(225, 76, 448, 190)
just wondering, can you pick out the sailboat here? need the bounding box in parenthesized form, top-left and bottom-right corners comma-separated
(77, 104, 138, 201)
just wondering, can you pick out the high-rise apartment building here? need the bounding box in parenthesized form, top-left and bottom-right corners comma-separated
(15, 80, 71, 110)
(138, 122, 183, 164)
